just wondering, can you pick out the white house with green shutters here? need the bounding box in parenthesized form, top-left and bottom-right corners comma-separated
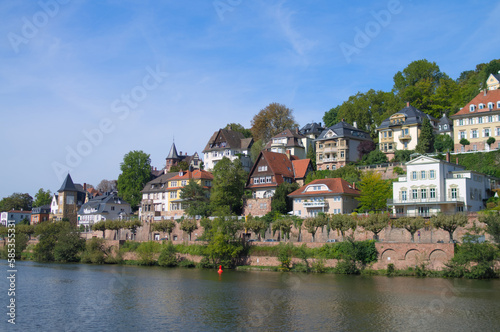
(389, 155, 494, 217)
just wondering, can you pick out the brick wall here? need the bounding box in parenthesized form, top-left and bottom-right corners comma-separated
(243, 197, 272, 216)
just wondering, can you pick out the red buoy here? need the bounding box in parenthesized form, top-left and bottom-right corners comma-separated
(218, 265, 223, 274)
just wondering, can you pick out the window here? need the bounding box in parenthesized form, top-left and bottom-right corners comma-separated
(459, 131, 466, 139)
(471, 129, 478, 138)
(451, 188, 457, 199)
(412, 189, 418, 200)
(170, 192, 177, 199)
(488, 102, 494, 110)
(340, 151, 345, 158)
(498, 101, 500, 109)
(258, 166, 268, 172)
(111, 206, 115, 211)
(430, 170, 435, 179)
(484, 128, 491, 137)
(430, 188, 436, 199)
(401, 190, 407, 201)
(412, 171, 417, 180)
(478, 117, 483, 124)
(171, 181, 177, 187)
(489, 116, 494, 123)
(479, 103, 485, 109)
(421, 189, 427, 199)
(443, 124, 447, 130)
(404, 142, 408, 149)
(469, 105, 476, 112)
(388, 131, 392, 137)
(260, 177, 265, 184)
(181, 180, 187, 186)
(421, 171, 426, 179)
(266, 176, 272, 183)
(253, 178, 258, 184)
(384, 132, 387, 138)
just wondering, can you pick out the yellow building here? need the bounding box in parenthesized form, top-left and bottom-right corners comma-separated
(451, 89, 500, 152)
(377, 103, 438, 160)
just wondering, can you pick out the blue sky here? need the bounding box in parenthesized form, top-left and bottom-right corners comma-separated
(1, 0, 499, 201)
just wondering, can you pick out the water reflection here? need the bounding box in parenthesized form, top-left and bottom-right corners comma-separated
(2, 261, 499, 331)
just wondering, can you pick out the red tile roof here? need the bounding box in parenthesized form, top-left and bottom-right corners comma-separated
(169, 169, 213, 181)
(452, 89, 500, 116)
(288, 178, 360, 197)
(292, 159, 311, 179)
(263, 150, 295, 179)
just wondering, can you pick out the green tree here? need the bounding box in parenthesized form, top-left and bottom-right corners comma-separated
(272, 217, 293, 241)
(359, 213, 389, 240)
(271, 182, 299, 215)
(158, 242, 178, 267)
(34, 221, 84, 262)
(180, 180, 211, 217)
(250, 139, 265, 164)
(303, 214, 328, 242)
(16, 224, 35, 240)
(393, 59, 444, 96)
(306, 142, 316, 170)
(33, 188, 52, 207)
(170, 161, 189, 173)
(0, 193, 33, 211)
(329, 214, 356, 241)
(393, 217, 425, 242)
(431, 213, 468, 243)
(392, 149, 414, 162)
(415, 118, 435, 154)
(152, 220, 176, 240)
(434, 134, 454, 152)
(459, 138, 470, 151)
(117, 150, 152, 211)
(360, 149, 388, 165)
(202, 215, 244, 268)
(225, 123, 253, 138)
(251, 102, 298, 142)
(244, 215, 267, 241)
(479, 213, 500, 243)
(210, 157, 247, 215)
(486, 137, 496, 149)
(356, 171, 392, 212)
(180, 218, 198, 241)
(92, 221, 107, 238)
(125, 219, 141, 240)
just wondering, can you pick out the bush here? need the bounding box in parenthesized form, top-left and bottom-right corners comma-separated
(277, 243, 293, 271)
(386, 263, 395, 276)
(311, 259, 326, 273)
(178, 259, 196, 268)
(158, 242, 178, 267)
(136, 241, 161, 266)
(444, 242, 500, 279)
(334, 260, 359, 274)
(120, 241, 140, 252)
(292, 262, 310, 273)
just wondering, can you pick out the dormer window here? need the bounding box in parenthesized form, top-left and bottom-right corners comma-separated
(497, 101, 500, 109)
(444, 124, 447, 130)
(470, 105, 476, 112)
(479, 103, 485, 109)
(488, 102, 494, 109)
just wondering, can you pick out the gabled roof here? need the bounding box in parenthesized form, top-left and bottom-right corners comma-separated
(405, 155, 466, 170)
(377, 105, 436, 130)
(78, 193, 130, 215)
(203, 129, 252, 152)
(451, 89, 500, 117)
(58, 174, 77, 192)
(246, 151, 296, 187)
(292, 159, 312, 179)
(317, 121, 372, 141)
(264, 128, 305, 150)
(288, 178, 360, 197)
(141, 172, 179, 193)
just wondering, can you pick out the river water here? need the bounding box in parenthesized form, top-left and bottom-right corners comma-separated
(1, 261, 499, 331)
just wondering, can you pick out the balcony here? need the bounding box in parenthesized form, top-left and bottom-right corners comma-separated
(303, 200, 327, 208)
(399, 134, 411, 141)
(320, 158, 337, 163)
(388, 197, 464, 205)
(322, 146, 338, 153)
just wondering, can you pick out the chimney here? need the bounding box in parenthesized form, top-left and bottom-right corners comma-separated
(406, 102, 410, 107)
(352, 182, 356, 190)
(484, 89, 487, 96)
(185, 152, 187, 156)
(446, 152, 450, 163)
(179, 151, 182, 155)
(83, 183, 87, 192)
(295, 127, 299, 134)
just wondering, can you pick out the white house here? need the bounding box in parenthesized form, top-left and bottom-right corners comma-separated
(77, 193, 131, 229)
(202, 128, 253, 172)
(390, 155, 494, 217)
(1, 210, 32, 226)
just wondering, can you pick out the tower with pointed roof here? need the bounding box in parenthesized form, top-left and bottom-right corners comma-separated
(51, 174, 87, 225)
(164, 142, 201, 173)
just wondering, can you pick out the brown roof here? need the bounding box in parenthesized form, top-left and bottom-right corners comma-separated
(288, 178, 360, 197)
(246, 150, 295, 188)
(292, 159, 312, 179)
(452, 89, 500, 117)
(203, 129, 252, 152)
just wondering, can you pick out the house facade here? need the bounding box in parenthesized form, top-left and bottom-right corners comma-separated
(315, 121, 372, 170)
(140, 169, 213, 222)
(31, 205, 50, 224)
(288, 178, 360, 217)
(377, 103, 438, 159)
(50, 174, 89, 225)
(450, 89, 500, 152)
(264, 128, 307, 159)
(1, 210, 32, 226)
(243, 151, 312, 216)
(437, 114, 453, 137)
(390, 155, 494, 217)
(202, 128, 253, 172)
(77, 193, 132, 229)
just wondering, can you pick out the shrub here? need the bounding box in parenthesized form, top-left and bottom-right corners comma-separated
(136, 241, 161, 266)
(277, 243, 293, 271)
(178, 259, 196, 268)
(158, 242, 178, 267)
(386, 263, 395, 276)
(311, 259, 326, 273)
(334, 260, 359, 274)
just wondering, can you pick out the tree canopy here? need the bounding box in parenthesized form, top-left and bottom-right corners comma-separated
(225, 123, 253, 138)
(0, 193, 33, 211)
(415, 118, 435, 154)
(251, 102, 298, 142)
(355, 172, 392, 212)
(210, 157, 247, 215)
(180, 180, 211, 217)
(33, 188, 52, 207)
(117, 150, 152, 210)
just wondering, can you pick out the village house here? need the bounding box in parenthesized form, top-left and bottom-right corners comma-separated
(50, 174, 92, 225)
(377, 103, 438, 160)
(164, 142, 201, 173)
(316, 121, 372, 170)
(389, 154, 495, 217)
(264, 128, 308, 159)
(1, 209, 32, 226)
(31, 205, 50, 224)
(202, 128, 253, 172)
(450, 88, 500, 152)
(243, 150, 312, 216)
(77, 192, 132, 230)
